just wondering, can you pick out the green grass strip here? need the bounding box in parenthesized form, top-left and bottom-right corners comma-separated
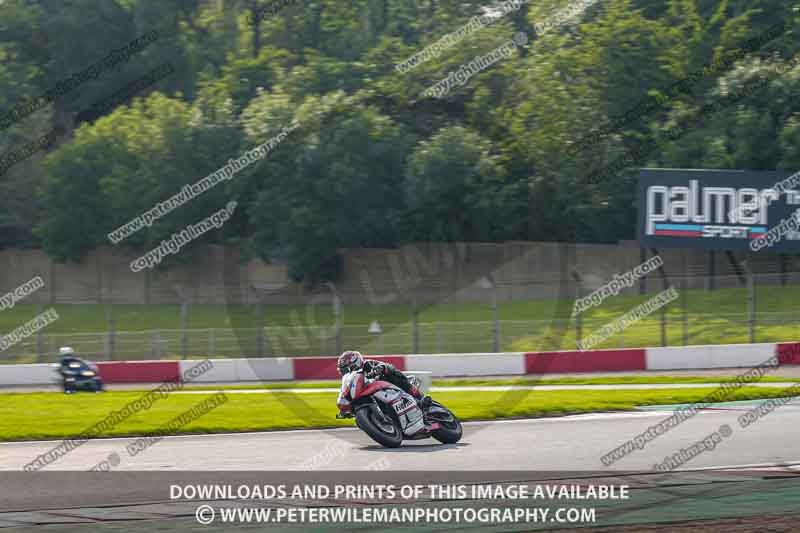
(1, 386, 797, 442)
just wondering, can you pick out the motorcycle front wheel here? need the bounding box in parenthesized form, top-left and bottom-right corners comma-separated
(427, 403, 463, 444)
(355, 405, 403, 448)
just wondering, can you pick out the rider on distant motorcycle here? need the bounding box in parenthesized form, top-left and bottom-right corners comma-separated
(57, 346, 104, 393)
(58, 346, 86, 373)
(336, 350, 430, 417)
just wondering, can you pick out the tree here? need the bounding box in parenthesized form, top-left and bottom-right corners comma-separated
(36, 92, 242, 263)
(403, 125, 508, 242)
(242, 93, 412, 284)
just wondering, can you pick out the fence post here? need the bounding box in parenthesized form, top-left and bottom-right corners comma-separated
(154, 329, 162, 359)
(255, 301, 264, 357)
(491, 283, 499, 353)
(36, 303, 44, 362)
(478, 276, 499, 351)
(639, 247, 647, 295)
(106, 302, 115, 360)
(707, 250, 716, 291)
(411, 295, 419, 354)
(333, 289, 342, 355)
(745, 264, 756, 343)
(180, 302, 188, 360)
(572, 272, 583, 349)
(681, 276, 688, 346)
(780, 254, 788, 286)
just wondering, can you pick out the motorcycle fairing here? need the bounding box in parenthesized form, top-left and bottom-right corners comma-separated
(340, 371, 398, 402)
(339, 371, 427, 437)
(372, 387, 425, 436)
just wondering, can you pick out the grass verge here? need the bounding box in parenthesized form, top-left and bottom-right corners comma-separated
(1, 386, 797, 442)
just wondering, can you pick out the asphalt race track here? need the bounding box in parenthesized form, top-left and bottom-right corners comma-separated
(1, 399, 799, 531)
(3, 399, 800, 472)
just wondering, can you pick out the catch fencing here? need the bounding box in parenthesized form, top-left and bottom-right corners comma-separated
(1, 271, 800, 363)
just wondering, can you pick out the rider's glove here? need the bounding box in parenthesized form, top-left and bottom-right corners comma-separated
(366, 362, 388, 379)
(336, 411, 353, 419)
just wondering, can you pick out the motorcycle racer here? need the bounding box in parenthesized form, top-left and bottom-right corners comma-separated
(57, 346, 104, 393)
(336, 350, 430, 417)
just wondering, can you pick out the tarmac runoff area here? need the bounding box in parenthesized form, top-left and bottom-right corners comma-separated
(3, 399, 800, 473)
(2, 371, 800, 531)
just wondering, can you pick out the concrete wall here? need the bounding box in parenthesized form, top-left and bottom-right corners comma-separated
(646, 344, 775, 370)
(2, 342, 797, 386)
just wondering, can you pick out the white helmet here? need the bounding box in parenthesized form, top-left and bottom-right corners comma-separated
(58, 346, 75, 356)
(337, 350, 364, 375)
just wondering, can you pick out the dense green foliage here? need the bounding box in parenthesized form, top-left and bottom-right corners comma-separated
(1, 0, 798, 283)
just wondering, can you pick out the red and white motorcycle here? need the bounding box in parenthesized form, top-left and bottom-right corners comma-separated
(337, 370, 462, 448)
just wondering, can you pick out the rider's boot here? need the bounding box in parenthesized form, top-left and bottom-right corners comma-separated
(410, 385, 431, 409)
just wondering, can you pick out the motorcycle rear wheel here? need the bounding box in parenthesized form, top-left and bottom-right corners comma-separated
(355, 405, 403, 448)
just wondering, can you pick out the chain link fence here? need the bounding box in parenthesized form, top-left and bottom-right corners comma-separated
(1, 271, 800, 363)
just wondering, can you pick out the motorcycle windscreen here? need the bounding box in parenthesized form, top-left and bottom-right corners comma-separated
(340, 371, 365, 401)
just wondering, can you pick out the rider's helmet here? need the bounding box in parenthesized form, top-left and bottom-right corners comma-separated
(58, 346, 75, 357)
(337, 350, 364, 375)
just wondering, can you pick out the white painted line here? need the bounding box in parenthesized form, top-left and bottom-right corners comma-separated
(668, 460, 800, 472)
